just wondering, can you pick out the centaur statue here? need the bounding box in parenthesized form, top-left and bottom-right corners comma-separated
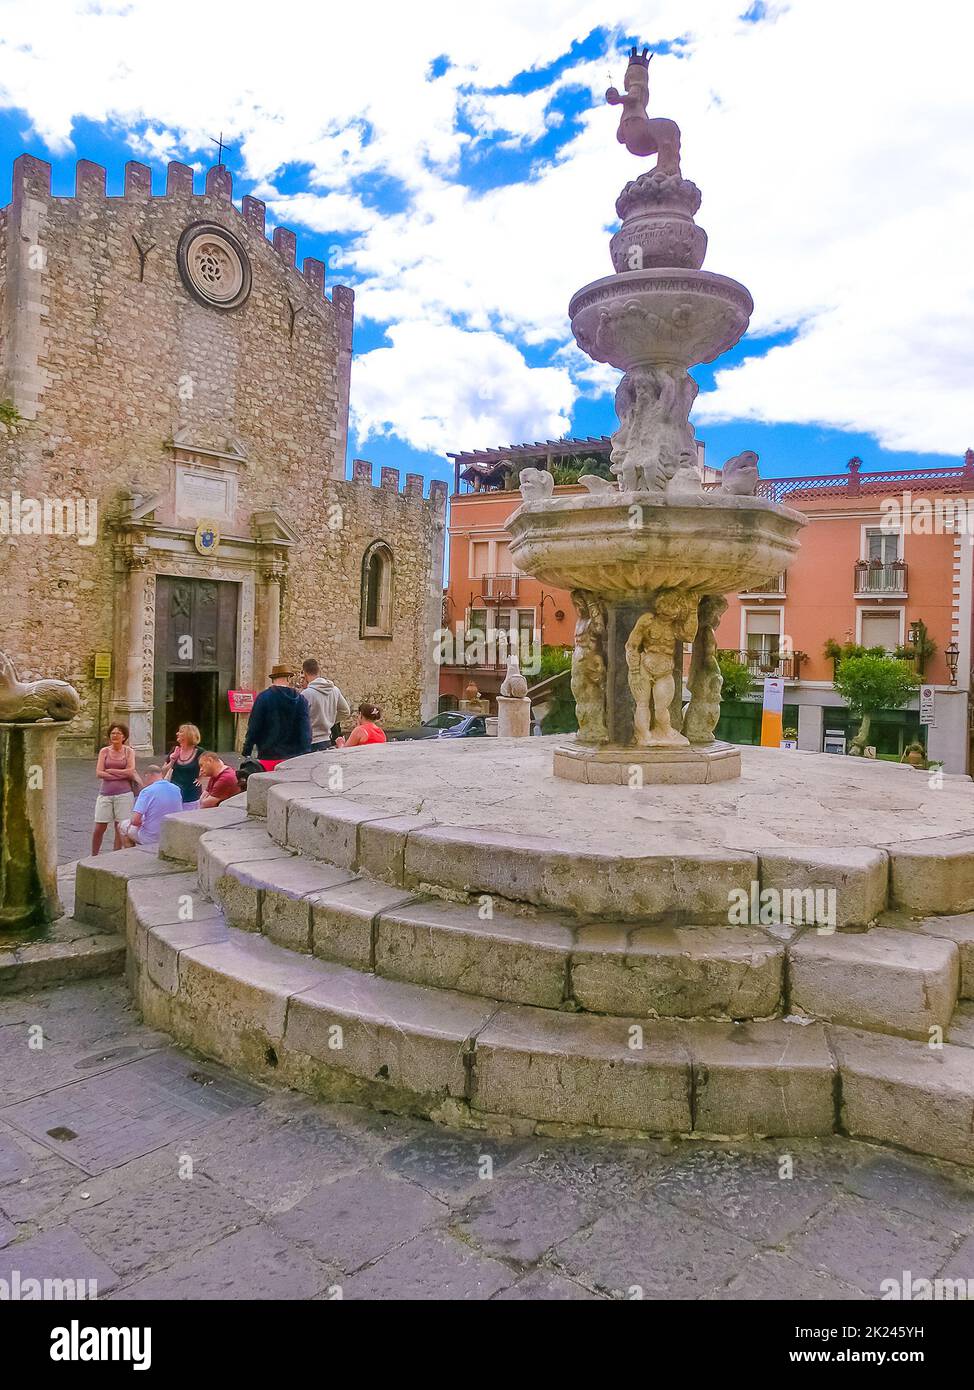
(606, 45, 682, 175)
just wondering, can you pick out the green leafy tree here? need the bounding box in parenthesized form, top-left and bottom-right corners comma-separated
(832, 654, 920, 753)
(717, 653, 754, 703)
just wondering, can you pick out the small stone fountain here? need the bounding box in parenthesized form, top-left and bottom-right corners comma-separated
(0, 652, 81, 931)
(506, 46, 805, 784)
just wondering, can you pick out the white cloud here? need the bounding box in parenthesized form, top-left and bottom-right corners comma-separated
(350, 321, 575, 455)
(0, 0, 971, 455)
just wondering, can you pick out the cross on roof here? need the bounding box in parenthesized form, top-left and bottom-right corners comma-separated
(209, 131, 233, 167)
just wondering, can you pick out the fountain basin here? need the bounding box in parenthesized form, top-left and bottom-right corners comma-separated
(506, 490, 806, 600)
(570, 267, 753, 371)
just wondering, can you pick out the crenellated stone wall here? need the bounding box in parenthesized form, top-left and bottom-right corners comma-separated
(0, 155, 444, 752)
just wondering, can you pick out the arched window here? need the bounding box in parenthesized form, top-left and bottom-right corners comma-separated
(360, 541, 394, 638)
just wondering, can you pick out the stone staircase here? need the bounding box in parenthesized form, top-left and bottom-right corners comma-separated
(71, 775, 974, 1167)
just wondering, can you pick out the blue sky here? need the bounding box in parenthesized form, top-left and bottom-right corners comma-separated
(0, 0, 969, 491)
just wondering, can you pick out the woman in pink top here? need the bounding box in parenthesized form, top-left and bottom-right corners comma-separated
(92, 722, 141, 854)
(337, 702, 387, 748)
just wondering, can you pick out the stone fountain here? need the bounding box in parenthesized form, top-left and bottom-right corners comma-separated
(506, 45, 805, 784)
(0, 652, 81, 931)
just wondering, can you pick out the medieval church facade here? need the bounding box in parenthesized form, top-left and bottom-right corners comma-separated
(0, 155, 445, 755)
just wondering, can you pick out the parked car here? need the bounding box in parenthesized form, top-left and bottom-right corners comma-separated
(387, 712, 488, 742)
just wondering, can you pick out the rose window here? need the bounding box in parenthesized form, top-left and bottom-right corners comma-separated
(177, 223, 252, 310)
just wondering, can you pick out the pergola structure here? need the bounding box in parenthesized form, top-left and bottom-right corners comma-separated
(447, 436, 614, 494)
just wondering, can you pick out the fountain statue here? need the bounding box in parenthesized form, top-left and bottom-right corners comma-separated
(0, 652, 81, 931)
(506, 47, 805, 783)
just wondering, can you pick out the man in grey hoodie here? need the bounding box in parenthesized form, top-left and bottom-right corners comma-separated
(300, 659, 351, 752)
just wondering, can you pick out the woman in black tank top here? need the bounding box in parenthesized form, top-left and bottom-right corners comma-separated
(165, 723, 204, 806)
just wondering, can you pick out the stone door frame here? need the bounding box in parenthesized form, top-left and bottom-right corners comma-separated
(112, 522, 290, 754)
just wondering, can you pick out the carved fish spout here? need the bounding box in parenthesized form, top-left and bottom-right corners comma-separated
(0, 652, 81, 723)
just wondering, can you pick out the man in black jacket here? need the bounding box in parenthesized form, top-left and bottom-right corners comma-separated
(242, 663, 312, 768)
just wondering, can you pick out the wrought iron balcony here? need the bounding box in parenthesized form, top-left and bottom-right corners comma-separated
(740, 573, 786, 596)
(721, 649, 803, 680)
(854, 559, 907, 595)
(480, 572, 520, 601)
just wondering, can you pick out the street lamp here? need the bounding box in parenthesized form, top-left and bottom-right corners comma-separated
(945, 641, 960, 685)
(538, 590, 560, 651)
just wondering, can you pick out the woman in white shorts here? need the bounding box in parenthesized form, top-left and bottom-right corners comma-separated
(92, 722, 141, 854)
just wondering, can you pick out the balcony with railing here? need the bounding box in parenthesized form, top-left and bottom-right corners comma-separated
(721, 649, 804, 680)
(479, 572, 520, 601)
(740, 573, 786, 597)
(854, 559, 908, 596)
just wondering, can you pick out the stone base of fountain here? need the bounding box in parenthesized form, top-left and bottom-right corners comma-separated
(553, 737, 740, 785)
(0, 719, 66, 932)
(71, 738, 974, 1165)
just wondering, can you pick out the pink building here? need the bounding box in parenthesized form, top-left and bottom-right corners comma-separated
(442, 444, 974, 771)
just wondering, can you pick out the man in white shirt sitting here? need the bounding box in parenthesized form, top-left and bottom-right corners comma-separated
(119, 765, 184, 848)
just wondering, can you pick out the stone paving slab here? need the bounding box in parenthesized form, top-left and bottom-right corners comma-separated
(110, 1222, 335, 1301)
(269, 1168, 448, 1273)
(0, 1224, 120, 1295)
(2, 977, 973, 1301)
(0, 1048, 263, 1175)
(69, 1172, 263, 1279)
(707, 1249, 869, 1301)
(340, 1229, 515, 1300)
(789, 1192, 960, 1291)
(551, 1193, 759, 1299)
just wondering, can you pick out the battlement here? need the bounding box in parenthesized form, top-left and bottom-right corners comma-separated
(349, 458, 447, 507)
(5, 154, 345, 307)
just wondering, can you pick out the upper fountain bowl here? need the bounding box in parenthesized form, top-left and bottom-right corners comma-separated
(570, 267, 753, 374)
(506, 490, 806, 601)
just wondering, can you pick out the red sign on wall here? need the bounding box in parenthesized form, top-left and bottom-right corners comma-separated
(228, 689, 256, 714)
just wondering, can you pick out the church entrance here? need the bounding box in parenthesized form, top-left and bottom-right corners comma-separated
(152, 576, 238, 753)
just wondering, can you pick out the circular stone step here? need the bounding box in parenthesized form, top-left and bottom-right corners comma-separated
(111, 857, 974, 1165)
(247, 739, 974, 926)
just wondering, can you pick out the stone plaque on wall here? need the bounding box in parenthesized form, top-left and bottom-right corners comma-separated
(175, 462, 236, 524)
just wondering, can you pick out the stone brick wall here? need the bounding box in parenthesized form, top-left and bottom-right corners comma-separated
(0, 156, 442, 751)
(287, 466, 447, 728)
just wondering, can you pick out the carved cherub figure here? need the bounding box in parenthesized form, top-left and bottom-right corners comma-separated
(683, 594, 728, 744)
(570, 591, 608, 744)
(518, 467, 555, 501)
(0, 651, 81, 723)
(606, 47, 682, 176)
(625, 591, 697, 746)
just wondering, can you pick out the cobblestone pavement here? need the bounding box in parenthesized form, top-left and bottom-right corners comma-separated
(2, 979, 974, 1300)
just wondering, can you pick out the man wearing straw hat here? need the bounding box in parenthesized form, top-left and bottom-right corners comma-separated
(242, 662, 312, 770)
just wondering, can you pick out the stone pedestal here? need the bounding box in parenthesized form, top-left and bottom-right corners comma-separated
(459, 698, 489, 716)
(554, 739, 740, 785)
(0, 720, 66, 932)
(496, 695, 532, 738)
